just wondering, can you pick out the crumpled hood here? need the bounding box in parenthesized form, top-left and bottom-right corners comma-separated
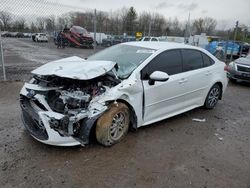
(235, 57, 250, 66)
(32, 56, 116, 80)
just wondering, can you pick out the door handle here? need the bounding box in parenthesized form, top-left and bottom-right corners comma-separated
(179, 78, 188, 84)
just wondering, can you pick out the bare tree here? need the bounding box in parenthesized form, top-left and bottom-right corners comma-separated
(45, 15, 56, 32)
(12, 18, 26, 31)
(96, 11, 108, 33)
(0, 11, 12, 30)
(193, 17, 217, 35)
(112, 7, 128, 35)
(36, 17, 46, 32)
(171, 17, 183, 36)
(138, 11, 151, 35)
(30, 22, 38, 33)
(151, 13, 167, 36)
(0, 8, 219, 38)
(56, 13, 72, 30)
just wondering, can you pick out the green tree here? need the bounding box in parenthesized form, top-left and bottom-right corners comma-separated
(124, 7, 137, 35)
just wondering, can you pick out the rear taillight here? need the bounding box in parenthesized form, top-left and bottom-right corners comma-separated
(224, 65, 229, 71)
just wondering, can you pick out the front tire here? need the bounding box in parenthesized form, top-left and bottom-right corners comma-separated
(204, 84, 221, 109)
(96, 102, 130, 146)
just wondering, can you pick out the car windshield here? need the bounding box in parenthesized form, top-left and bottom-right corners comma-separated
(88, 44, 155, 79)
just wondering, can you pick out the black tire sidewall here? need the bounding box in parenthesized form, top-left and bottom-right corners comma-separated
(205, 84, 221, 109)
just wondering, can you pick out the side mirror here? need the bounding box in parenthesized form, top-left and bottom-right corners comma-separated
(148, 71, 169, 85)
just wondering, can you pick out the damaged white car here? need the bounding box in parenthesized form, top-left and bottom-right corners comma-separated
(20, 42, 228, 146)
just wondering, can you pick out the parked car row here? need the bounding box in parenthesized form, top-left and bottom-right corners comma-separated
(1, 31, 50, 43)
(1, 31, 28, 38)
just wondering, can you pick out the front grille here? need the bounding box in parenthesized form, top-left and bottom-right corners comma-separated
(20, 96, 48, 140)
(237, 65, 250, 73)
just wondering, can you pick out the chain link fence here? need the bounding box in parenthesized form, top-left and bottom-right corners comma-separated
(1, 0, 250, 81)
(0, 0, 104, 81)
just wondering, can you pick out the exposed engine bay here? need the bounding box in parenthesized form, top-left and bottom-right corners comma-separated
(20, 73, 120, 144)
(33, 75, 119, 113)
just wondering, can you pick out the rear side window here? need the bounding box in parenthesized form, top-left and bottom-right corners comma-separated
(182, 49, 203, 71)
(202, 53, 215, 67)
(151, 38, 158, 41)
(141, 50, 182, 79)
(144, 37, 150, 41)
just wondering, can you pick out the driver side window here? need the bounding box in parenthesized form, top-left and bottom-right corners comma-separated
(141, 50, 182, 80)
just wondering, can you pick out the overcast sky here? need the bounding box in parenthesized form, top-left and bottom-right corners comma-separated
(1, 0, 250, 29)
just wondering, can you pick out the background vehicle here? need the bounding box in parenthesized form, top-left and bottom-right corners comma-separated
(89, 32, 107, 45)
(140, 37, 159, 41)
(227, 54, 250, 82)
(23, 33, 33, 38)
(238, 43, 250, 57)
(102, 35, 136, 46)
(33, 33, 48, 42)
(20, 42, 227, 147)
(102, 35, 123, 46)
(1, 32, 24, 38)
(55, 26, 94, 48)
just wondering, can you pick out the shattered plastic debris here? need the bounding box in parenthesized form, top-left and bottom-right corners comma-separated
(192, 118, 206, 122)
(214, 133, 223, 141)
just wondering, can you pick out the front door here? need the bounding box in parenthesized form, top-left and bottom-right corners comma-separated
(141, 50, 187, 125)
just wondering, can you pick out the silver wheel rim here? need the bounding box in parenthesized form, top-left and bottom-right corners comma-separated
(110, 112, 126, 141)
(208, 87, 220, 107)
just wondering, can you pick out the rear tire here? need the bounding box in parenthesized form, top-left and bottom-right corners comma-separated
(96, 102, 130, 146)
(204, 84, 221, 109)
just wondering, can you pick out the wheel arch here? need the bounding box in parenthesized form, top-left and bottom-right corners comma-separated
(116, 99, 138, 131)
(88, 99, 138, 144)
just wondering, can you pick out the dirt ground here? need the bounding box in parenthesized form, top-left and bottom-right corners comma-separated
(0, 38, 250, 188)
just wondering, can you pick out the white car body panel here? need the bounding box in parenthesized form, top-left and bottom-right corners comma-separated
(142, 73, 187, 123)
(20, 42, 228, 146)
(35, 111, 81, 146)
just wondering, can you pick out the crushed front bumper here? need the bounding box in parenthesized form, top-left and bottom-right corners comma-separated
(20, 96, 81, 146)
(20, 83, 108, 146)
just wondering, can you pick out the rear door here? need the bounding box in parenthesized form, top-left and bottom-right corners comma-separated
(142, 50, 187, 124)
(181, 49, 214, 107)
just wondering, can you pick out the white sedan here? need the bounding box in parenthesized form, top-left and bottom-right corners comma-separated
(20, 42, 228, 146)
(35, 33, 48, 42)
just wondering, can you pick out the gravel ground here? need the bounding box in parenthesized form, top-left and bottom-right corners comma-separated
(0, 38, 250, 188)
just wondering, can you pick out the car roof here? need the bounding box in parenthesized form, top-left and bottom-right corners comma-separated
(123, 41, 201, 51)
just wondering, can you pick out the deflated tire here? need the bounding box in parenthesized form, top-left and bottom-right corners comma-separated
(96, 102, 130, 146)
